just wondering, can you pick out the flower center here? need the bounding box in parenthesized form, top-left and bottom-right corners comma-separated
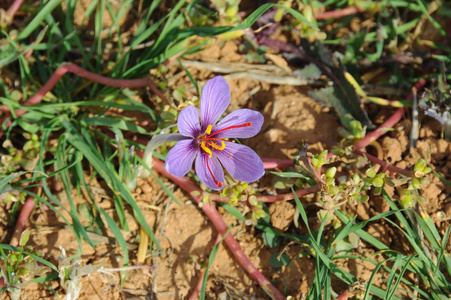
(198, 122, 252, 188)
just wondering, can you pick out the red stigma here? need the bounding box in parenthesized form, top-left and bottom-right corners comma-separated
(205, 154, 223, 188)
(207, 122, 252, 138)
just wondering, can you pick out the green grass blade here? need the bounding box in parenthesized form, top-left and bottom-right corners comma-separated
(238, 4, 317, 30)
(17, 0, 64, 40)
(74, 161, 130, 272)
(291, 188, 355, 284)
(200, 227, 232, 300)
(0, 244, 58, 271)
(83, 116, 149, 134)
(61, 117, 160, 248)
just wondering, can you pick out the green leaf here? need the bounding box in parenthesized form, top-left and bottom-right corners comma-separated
(262, 229, 280, 248)
(238, 4, 317, 31)
(270, 252, 290, 268)
(0, 172, 29, 193)
(83, 116, 149, 134)
(270, 171, 311, 179)
(60, 117, 160, 249)
(294, 63, 322, 80)
(17, 0, 64, 40)
(309, 87, 348, 127)
(0, 244, 58, 271)
(200, 227, 232, 300)
(221, 203, 245, 221)
(75, 161, 130, 271)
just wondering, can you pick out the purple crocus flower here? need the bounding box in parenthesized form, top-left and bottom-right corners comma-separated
(164, 76, 265, 190)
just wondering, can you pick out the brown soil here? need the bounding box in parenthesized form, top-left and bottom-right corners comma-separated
(2, 22, 451, 300)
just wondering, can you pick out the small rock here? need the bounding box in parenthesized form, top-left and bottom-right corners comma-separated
(269, 201, 295, 231)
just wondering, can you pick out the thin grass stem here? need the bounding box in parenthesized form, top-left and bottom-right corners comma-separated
(188, 234, 222, 300)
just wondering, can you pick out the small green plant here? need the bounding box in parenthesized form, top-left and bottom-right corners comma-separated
(0, 231, 50, 300)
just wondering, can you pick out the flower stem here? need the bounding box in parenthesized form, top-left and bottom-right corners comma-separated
(336, 290, 353, 300)
(262, 158, 294, 169)
(151, 158, 286, 300)
(315, 7, 364, 20)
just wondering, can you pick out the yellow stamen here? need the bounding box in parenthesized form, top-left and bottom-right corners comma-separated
(201, 141, 212, 158)
(209, 141, 226, 151)
(205, 124, 213, 135)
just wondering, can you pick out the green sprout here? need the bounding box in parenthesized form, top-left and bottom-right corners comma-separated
(219, 181, 265, 223)
(365, 168, 386, 194)
(338, 118, 367, 141)
(399, 189, 427, 208)
(411, 158, 432, 190)
(248, 195, 266, 224)
(310, 150, 329, 170)
(0, 231, 48, 300)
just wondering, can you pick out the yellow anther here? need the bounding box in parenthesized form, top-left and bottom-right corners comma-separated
(205, 124, 213, 135)
(201, 142, 212, 158)
(209, 141, 226, 151)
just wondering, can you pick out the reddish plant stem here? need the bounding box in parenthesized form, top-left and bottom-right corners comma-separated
(9, 194, 36, 247)
(0, 64, 170, 120)
(151, 158, 286, 300)
(0, 182, 34, 290)
(315, 7, 364, 20)
(336, 290, 352, 300)
(189, 267, 207, 300)
(355, 149, 413, 177)
(353, 107, 406, 151)
(262, 158, 293, 169)
(353, 80, 426, 151)
(407, 80, 427, 101)
(6, 0, 24, 19)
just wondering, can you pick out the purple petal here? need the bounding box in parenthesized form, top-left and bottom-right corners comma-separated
(178, 105, 201, 138)
(165, 139, 198, 177)
(200, 76, 231, 131)
(195, 153, 225, 190)
(213, 109, 264, 138)
(215, 142, 264, 182)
